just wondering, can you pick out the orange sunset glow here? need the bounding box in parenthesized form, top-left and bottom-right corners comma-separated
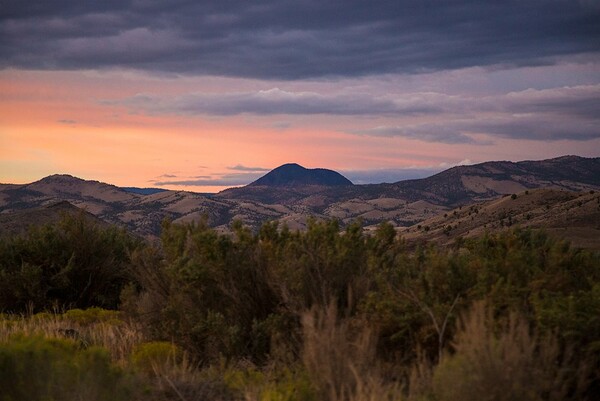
(1, 2, 599, 191)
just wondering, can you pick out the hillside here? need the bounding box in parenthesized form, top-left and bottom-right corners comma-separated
(399, 188, 600, 249)
(391, 155, 600, 205)
(0, 201, 107, 237)
(220, 156, 600, 207)
(1, 156, 599, 239)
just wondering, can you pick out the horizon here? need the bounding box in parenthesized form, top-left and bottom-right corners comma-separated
(2, 154, 595, 193)
(0, 162, 445, 193)
(1, 1, 599, 193)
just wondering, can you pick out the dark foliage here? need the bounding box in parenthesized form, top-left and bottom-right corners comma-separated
(0, 211, 139, 312)
(125, 218, 599, 394)
(1, 213, 599, 399)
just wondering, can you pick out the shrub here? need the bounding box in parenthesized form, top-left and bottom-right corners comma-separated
(0, 212, 140, 312)
(224, 365, 315, 401)
(131, 341, 183, 376)
(63, 307, 122, 325)
(432, 302, 589, 401)
(0, 334, 130, 401)
(122, 219, 600, 397)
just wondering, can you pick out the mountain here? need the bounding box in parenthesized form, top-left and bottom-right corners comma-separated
(0, 174, 138, 216)
(218, 155, 600, 216)
(399, 188, 600, 250)
(248, 163, 353, 187)
(390, 155, 600, 206)
(0, 176, 234, 238)
(1, 156, 599, 243)
(0, 201, 107, 237)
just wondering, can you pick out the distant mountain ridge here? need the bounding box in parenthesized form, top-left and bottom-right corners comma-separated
(248, 163, 353, 187)
(220, 155, 600, 207)
(1, 155, 599, 245)
(388, 155, 600, 205)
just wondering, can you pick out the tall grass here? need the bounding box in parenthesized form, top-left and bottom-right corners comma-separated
(0, 310, 235, 401)
(431, 301, 591, 401)
(301, 303, 403, 401)
(0, 308, 144, 365)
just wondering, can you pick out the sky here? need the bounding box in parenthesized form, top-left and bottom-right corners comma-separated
(1, 0, 599, 192)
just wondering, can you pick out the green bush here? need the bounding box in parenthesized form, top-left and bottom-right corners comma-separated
(131, 341, 183, 376)
(0, 334, 130, 401)
(63, 307, 122, 326)
(223, 366, 315, 401)
(122, 220, 600, 398)
(0, 212, 140, 313)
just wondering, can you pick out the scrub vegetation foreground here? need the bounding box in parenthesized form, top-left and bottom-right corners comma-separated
(0, 212, 599, 400)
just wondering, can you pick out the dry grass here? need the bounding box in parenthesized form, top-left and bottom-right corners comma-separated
(431, 301, 591, 401)
(0, 310, 145, 365)
(301, 303, 403, 401)
(0, 310, 236, 401)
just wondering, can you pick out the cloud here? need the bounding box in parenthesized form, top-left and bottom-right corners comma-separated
(317, 160, 476, 184)
(1, 1, 598, 79)
(501, 85, 600, 119)
(153, 171, 266, 187)
(57, 119, 77, 125)
(467, 116, 600, 141)
(347, 85, 600, 143)
(342, 168, 443, 184)
(111, 84, 598, 144)
(117, 88, 442, 116)
(350, 125, 487, 145)
(271, 121, 291, 131)
(153, 179, 239, 186)
(353, 117, 599, 144)
(227, 164, 270, 172)
(438, 159, 473, 169)
(105, 83, 600, 144)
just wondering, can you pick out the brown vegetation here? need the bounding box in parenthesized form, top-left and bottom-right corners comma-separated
(1, 214, 599, 400)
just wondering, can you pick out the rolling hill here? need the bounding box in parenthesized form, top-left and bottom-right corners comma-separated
(1, 156, 599, 246)
(399, 188, 600, 249)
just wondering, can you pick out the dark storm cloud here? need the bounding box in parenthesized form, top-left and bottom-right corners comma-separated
(1, 0, 598, 79)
